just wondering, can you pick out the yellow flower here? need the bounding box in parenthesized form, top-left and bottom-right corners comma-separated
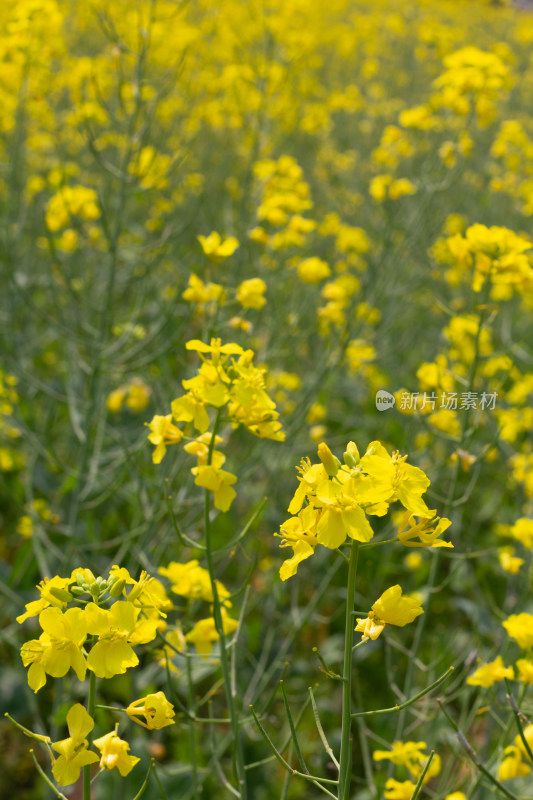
(498, 547, 524, 575)
(345, 339, 376, 373)
(516, 658, 533, 685)
(51, 704, 99, 786)
(466, 656, 514, 688)
(384, 779, 416, 800)
(21, 607, 88, 693)
(374, 740, 440, 781)
(359, 442, 432, 516)
(107, 387, 126, 413)
(125, 380, 151, 413)
(93, 731, 140, 776)
(277, 506, 319, 581)
(159, 559, 230, 605)
(197, 232, 239, 262)
(295, 257, 331, 284)
(355, 586, 424, 641)
(17, 575, 74, 623)
(445, 794, 467, 800)
(85, 601, 158, 678)
(182, 273, 225, 305)
(503, 613, 533, 650)
(108, 566, 171, 617)
(191, 464, 237, 512)
(126, 692, 175, 730)
(186, 610, 239, 656)
(397, 512, 453, 549)
(498, 745, 531, 781)
(236, 278, 267, 309)
(146, 414, 183, 464)
(171, 393, 210, 434)
(508, 518, 533, 548)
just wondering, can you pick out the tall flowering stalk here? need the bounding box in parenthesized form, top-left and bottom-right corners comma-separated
(147, 337, 285, 798)
(271, 439, 452, 799)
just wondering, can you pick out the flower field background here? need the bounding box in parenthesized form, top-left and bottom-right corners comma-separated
(1, 0, 533, 798)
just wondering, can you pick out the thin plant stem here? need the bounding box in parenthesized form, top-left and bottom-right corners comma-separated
(203, 409, 246, 798)
(338, 540, 359, 800)
(505, 678, 533, 763)
(186, 649, 199, 796)
(30, 750, 68, 800)
(280, 680, 309, 774)
(83, 662, 97, 800)
(131, 759, 154, 800)
(409, 751, 434, 800)
(249, 706, 338, 797)
(352, 666, 454, 717)
(308, 686, 340, 770)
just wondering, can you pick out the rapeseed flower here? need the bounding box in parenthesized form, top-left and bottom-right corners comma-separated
(85, 601, 158, 678)
(126, 692, 175, 730)
(467, 656, 514, 688)
(51, 704, 98, 786)
(516, 658, 533, 684)
(159, 560, 230, 605)
(374, 739, 440, 780)
(355, 586, 424, 641)
(93, 731, 139, 776)
(146, 414, 184, 464)
(499, 745, 531, 781)
(197, 232, 239, 262)
(384, 779, 416, 800)
(186, 610, 238, 656)
(236, 278, 267, 309)
(396, 512, 453, 548)
(17, 575, 74, 623)
(503, 613, 533, 650)
(21, 607, 88, 692)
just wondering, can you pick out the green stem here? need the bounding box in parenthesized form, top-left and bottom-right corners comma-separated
(83, 664, 97, 800)
(409, 751, 434, 800)
(186, 650, 199, 796)
(352, 665, 454, 717)
(338, 540, 359, 800)
(203, 410, 246, 799)
(505, 678, 533, 763)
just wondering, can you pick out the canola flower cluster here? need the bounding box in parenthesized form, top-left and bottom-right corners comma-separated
(147, 337, 284, 511)
(277, 440, 452, 583)
(14, 559, 243, 789)
(15, 567, 175, 787)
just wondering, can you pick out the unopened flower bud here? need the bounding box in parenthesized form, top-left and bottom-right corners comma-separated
(127, 584, 143, 602)
(109, 578, 126, 598)
(70, 586, 86, 596)
(317, 442, 340, 476)
(49, 588, 73, 603)
(343, 441, 360, 467)
(75, 569, 95, 587)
